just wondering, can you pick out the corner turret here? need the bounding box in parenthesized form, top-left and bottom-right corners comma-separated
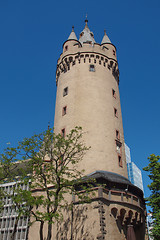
(68, 26, 77, 40)
(101, 29, 111, 44)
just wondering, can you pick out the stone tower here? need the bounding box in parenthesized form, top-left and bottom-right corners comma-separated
(53, 20, 147, 240)
(54, 19, 127, 178)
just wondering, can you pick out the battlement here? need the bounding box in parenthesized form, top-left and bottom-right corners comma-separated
(56, 41, 119, 85)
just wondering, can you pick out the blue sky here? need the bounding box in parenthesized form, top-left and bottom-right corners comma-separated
(0, 0, 160, 203)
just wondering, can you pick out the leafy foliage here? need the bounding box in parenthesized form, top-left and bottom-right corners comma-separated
(0, 127, 90, 240)
(143, 154, 160, 240)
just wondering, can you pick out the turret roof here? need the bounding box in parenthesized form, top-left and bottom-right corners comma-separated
(79, 19, 95, 44)
(101, 30, 111, 44)
(68, 26, 77, 40)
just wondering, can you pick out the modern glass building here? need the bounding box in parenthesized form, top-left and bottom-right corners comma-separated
(125, 143, 144, 191)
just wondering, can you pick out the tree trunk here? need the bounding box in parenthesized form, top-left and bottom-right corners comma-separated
(47, 222, 52, 240)
(40, 221, 44, 240)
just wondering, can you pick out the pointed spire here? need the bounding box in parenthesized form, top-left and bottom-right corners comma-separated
(101, 29, 111, 44)
(79, 18, 96, 44)
(68, 26, 77, 40)
(85, 14, 88, 28)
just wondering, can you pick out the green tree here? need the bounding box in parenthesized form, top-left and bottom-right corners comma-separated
(143, 154, 160, 240)
(0, 127, 90, 240)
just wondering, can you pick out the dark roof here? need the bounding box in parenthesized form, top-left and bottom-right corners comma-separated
(85, 170, 132, 185)
(83, 170, 144, 198)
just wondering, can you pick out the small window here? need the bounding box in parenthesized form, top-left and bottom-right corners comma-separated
(64, 45, 68, 52)
(114, 108, 118, 117)
(112, 89, 116, 98)
(89, 64, 95, 72)
(63, 87, 68, 97)
(61, 128, 66, 138)
(62, 106, 67, 116)
(113, 50, 116, 56)
(118, 155, 123, 167)
(116, 140, 122, 154)
(116, 130, 120, 140)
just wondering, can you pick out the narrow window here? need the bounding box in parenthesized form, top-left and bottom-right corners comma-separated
(112, 89, 116, 98)
(61, 128, 66, 138)
(113, 50, 116, 56)
(116, 139, 122, 155)
(114, 108, 118, 117)
(62, 106, 67, 116)
(64, 45, 68, 52)
(116, 130, 120, 140)
(63, 87, 68, 97)
(116, 142, 122, 154)
(118, 155, 123, 167)
(89, 64, 95, 72)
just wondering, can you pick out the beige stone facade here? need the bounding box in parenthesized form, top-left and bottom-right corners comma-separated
(28, 21, 147, 240)
(54, 35, 127, 178)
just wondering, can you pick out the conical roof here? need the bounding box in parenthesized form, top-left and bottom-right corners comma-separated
(79, 19, 96, 44)
(68, 26, 77, 40)
(101, 30, 111, 44)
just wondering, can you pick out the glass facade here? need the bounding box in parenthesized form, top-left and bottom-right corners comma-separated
(125, 143, 144, 191)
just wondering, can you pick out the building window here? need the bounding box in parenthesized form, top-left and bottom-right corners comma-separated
(64, 45, 68, 52)
(62, 106, 67, 116)
(112, 89, 116, 98)
(61, 128, 66, 138)
(116, 139, 122, 155)
(118, 155, 123, 167)
(113, 50, 116, 56)
(63, 87, 68, 97)
(89, 64, 95, 72)
(114, 108, 118, 117)
(116, 130, 120, 140)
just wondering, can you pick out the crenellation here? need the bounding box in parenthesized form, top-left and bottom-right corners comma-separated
(56, 49, 120, 84)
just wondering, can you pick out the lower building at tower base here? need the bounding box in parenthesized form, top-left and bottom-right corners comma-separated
(28, 171, 148, 240)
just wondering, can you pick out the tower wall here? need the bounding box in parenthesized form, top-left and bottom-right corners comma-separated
(54, 41, 128, 178)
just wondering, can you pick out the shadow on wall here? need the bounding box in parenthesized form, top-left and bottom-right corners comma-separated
(56, 204, 94, 240)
